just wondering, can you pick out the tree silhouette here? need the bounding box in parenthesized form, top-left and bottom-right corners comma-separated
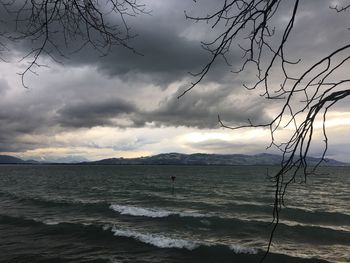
(182, 0, 350, 261)
(0, 0, 147, 87)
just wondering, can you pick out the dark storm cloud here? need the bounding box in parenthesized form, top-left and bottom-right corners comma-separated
(79, 0, 350, 88)
(0, 95, 58, 152)
(139, 86, 271, 128)
(57, 98, 137, 128)
(1, 0, 349, 84)
(0, 100, 52, 134)
(0, 79, 271, 153)
(53, 84, 270, 129)
(0, 0, 232, 87)
(62, 10, 232, 87)
(87, 31, 216, 86)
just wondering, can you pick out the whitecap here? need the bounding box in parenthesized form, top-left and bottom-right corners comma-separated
(111, 226, 199, 250)
(110, 204, 206, 218)
(229, 244, 258, 254)
(102, 224, 110, 231)
(42, 219, 60, 225)
(178, 211, 206, 218)
(110, 204, 173, 218)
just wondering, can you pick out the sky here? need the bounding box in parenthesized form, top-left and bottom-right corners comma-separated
(0, 0, 350, 162)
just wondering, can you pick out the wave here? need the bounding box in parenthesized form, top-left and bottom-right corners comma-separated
(0, 214, 258, 255)
(229, 244, 258, 254)
(110, 225, 199, 250)
(110, 204, 350, 245)
(0, 214, 335, 262)
(0, 191, 116, 218)
(40, 219, 61, 225)
(108, 204, 350, 239)
(0, 190, 105, 207)
(109, 204, 206, 218)
(21, 195, 350, 232)
(0, 214, 44, 227)
(281, 206, 350, 226)
(110, 204, 174, 218)
(2, 191, 350, 244)
(108, 225, 259, 254)
(2, 192, 350, 246)
(2, 190, 350, 230)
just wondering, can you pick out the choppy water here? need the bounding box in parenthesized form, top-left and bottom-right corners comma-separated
(0, 165, 349, 263)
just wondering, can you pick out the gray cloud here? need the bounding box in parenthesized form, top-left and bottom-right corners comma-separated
(57, 98, 137, 128)
(53, 82, 271, 130)
(0, 100, 57, 151)
(185, 139, 275, 155)
(0, 78, 271, 153)
(2, 0, 349, 86)
(63, 16, 232, 88)
(0, 78, 9, 95)
(0, 0, 349, 160)
(0, 0, 237, 89)
(140, 86, 271, 128)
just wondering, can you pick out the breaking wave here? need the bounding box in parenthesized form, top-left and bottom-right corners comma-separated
(110, 204, 205, 218)
(108, 225, 258, 254)
(110, 225, 199, 250)
(110, 204, 174, 218)
(229, 244, 258, 254)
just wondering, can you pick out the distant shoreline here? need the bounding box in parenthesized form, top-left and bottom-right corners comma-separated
(1, 152, 348, 166)
(1, 163, 349, 168)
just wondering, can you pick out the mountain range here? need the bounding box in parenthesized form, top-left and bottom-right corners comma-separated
(0, 153, 347, 166)
(0, 155, 38, 164)
(81, 153, 347, 166)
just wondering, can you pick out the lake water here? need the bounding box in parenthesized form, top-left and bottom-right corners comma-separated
(0, 165, 349, 263)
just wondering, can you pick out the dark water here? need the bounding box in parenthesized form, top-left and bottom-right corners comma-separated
(0, 165, 349, 263)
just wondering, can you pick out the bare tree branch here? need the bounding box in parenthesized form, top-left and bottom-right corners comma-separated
(0, 0, 148, 87)
(185, 1, 350, 260)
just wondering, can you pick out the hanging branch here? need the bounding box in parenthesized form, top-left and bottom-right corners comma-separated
(0, 0, 148, 87)
(185, 1, 350, 261)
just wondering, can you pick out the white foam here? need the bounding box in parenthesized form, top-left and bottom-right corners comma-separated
(44, 220, 59, 225)
(178, 211, 206, 218)
(229, 244, 258, 254)
(111, 226, 199, 250)
(110, 204, 174, 218)
(34, 218, 60, 225)
(110, 204, 206, 218)
(102, 224, 110, 231)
